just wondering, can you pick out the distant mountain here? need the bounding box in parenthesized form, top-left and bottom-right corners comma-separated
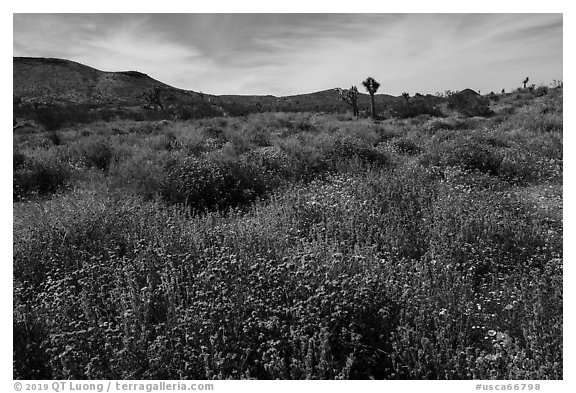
(13, 57, 407, 117)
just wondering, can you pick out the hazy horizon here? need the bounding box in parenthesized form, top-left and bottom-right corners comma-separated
(13, 13, 563, 96)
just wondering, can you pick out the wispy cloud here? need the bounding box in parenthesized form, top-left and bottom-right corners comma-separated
(13, 14, 562, 96)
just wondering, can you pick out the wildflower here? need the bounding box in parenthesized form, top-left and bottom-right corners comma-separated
(487, 330, 497, 337)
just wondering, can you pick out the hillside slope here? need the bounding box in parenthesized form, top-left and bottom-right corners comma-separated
(13, 57, 402, 117)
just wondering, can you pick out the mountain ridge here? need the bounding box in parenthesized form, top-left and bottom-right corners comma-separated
(14, 57, 403, 116)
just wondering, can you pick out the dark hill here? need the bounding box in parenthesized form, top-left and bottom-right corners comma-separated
(14, 57, 192, 105)
(13, 57, 416, 118)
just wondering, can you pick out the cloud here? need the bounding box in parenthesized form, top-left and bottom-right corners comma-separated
(13, 14, 562, 96)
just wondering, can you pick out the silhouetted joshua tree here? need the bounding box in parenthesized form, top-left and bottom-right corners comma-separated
(362, 77, 380, 120)
(401, 92, 410, 105)
(522, 77, 529, 89)
(335, 86, 359, 116)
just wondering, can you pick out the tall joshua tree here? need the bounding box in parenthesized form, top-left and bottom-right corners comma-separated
(522, 77, 529, 89)
(362, 77, 380, 120)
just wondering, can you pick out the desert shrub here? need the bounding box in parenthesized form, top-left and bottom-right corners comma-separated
(278, 137, 330, 181)
(534, 86, 549, 97)
(425, 118, 473, 133)
(224, 132, 256, 155)
(391, 98, 444, 119)
(13, 149, 71, 200)
(160, 155, 224, 209)
(127, 122, 166, 135)
(160, 155, 271, 211)
(109, 150, 168, 199)
(524, 133, 563, 161)
(526, 115, 562, 134)
(72, 138, 114, 170)
(244, 146, 295, 179)
(390, 137, 421, 155)
(243, 124, 273, 147)
(374, 125, 401, 142)
(498, 108, 562, 135)
(322, 135, 390, 168)
(33, 104, 95, 131)
(420, 137, 501, 175)
(203, 125, 225, 140)
(448, 93, 493, 117)
(217, 159, 272, 207)
(497, 147, 561, 184)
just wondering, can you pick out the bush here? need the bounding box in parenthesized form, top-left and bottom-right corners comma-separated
(425, 118, 473, 133)
(33, 104, 94, 131)
(448, 92, 493, 117)
(72, 138, 114, 170)
(160, 155, 271, 210)
(13, 150, 71, 200)
(534, 86, 549, 97)
(322, 135, 390, 168)
(391, 138, 421, 155)
(278, 137, 330, 181)
(109, 150, 168, 199)
(420, 138, 501, 175)
(391, 98, 444, 119)
(244, 146, 295, 179)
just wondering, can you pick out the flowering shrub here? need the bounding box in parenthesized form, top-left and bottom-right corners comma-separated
(13, 149, 71, 200)
(13, 93, 562, 380)
(160, 155, 271, 210)
(420, 137, 501, 175)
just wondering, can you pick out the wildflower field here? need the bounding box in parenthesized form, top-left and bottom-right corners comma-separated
(13, 88, 563, 379)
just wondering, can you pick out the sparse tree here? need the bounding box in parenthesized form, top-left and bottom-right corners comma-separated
(362, 77, 380, 120)
(143, 86, 164, 110)
(522, 77, 529, 89)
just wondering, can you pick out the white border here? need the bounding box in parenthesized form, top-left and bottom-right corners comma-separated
(3, 2, 572, 392)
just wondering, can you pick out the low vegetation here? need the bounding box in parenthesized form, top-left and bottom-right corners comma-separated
(13, 86, 562, 379)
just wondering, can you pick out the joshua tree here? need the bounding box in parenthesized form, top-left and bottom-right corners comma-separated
(401, 92, 410, 105)
(362, 77, 380, 119)
(335, 86, 359, 117)
(522, 77, 529, 89)
(143, 86, 164, 110)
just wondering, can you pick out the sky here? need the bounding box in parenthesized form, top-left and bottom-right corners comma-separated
(13, 13, 563, 96)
